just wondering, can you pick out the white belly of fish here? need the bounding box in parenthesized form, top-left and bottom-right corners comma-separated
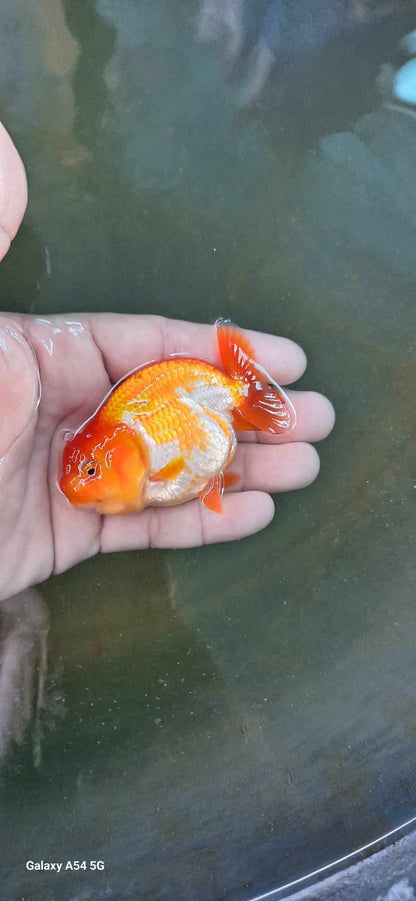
(144, 406, 235, 506)
(121, 382, 237, 507)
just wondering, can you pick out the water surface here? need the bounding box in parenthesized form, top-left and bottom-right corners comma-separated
(1, 2, 416, 899)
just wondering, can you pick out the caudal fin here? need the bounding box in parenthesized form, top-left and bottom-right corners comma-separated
(216, 319, 296, 435)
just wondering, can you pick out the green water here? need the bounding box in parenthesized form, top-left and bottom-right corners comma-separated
(1, 2, 416, 899)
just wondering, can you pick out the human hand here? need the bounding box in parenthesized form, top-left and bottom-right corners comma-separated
(0, 122, 334, 600)
(0, 312, 334, 601)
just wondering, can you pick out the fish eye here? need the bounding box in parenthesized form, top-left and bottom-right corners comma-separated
(82, 460, 98, 478)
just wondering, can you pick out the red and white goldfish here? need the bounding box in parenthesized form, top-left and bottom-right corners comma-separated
(60, 320, 296, 515)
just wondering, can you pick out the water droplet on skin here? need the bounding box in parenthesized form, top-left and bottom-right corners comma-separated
(40, 338, 54, 357)
(4, 325, 25, 345)
(65, 320, 85, 336)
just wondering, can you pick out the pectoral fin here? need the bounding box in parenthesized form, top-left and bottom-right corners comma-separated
(149, 457, 185, 482)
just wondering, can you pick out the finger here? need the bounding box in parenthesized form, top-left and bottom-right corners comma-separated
(238, 391, 335, 444)
(0, 320, 40, 457)
(88, 313, 307, 386)
(231, 442, 320, 492)
(100, 491, 275, 552)
(21, 316, 111, 422)
(0, 122, 27, 261)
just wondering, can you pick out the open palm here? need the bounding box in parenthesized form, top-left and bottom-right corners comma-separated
(0, 311, 334, 601)
(0, 120, 334, 601)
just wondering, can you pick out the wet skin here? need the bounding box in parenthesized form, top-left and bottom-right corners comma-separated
(0, 123, 335, 602)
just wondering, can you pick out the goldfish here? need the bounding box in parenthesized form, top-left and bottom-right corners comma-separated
(60, 320, 296, 515)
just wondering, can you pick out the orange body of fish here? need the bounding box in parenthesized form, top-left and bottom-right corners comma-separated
(60, 320, 296, 515)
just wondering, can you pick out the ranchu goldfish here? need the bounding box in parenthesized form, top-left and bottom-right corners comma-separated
(60, 320, 296, 515)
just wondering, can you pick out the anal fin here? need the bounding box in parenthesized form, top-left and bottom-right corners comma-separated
(199, 473, 224, 513)
(224, 470, 240, 489)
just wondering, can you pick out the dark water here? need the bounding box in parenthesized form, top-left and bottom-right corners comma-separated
(1, 1, 416, 899)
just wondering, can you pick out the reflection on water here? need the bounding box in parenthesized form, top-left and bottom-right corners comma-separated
(197, 0, 416, 110)
(198, 0, 356, 107)
(0, 1, 416, 899)
(0, 590, 49, 767)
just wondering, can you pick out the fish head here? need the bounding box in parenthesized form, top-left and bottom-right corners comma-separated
(60, 421, 148, 514)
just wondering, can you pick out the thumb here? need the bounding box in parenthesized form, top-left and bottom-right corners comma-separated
(0, 320, 39, 458)
(0, 122, 28, 261)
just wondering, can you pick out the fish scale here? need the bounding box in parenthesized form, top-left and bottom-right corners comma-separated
(99, 358, 243, 452)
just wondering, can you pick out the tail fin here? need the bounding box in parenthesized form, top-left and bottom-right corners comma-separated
(216, 319, 296, 435)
